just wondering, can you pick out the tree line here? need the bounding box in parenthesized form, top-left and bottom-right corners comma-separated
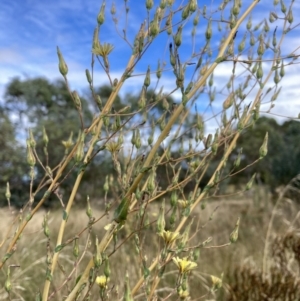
(1, 77, 299, 207)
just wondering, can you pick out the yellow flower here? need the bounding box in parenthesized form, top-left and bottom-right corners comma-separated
(105, 141, 122, 153)
(178, 199, 189, 209)
(92, 43, 114, 57)
(159, 230, 180, 244)
(96, 275, 109, 288)
(62, 132, 74, 150)
(211, 275, 223, 290)
(172, 257, 197, 274)
(178, 289, 189, 299)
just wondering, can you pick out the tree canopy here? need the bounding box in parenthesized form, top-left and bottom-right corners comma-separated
(1, 77, 299, 207)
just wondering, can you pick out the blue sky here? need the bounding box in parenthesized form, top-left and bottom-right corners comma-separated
(1, 0, 300, 128)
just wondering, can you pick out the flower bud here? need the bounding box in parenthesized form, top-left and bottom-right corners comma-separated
(103, 175, 109, 193)
(97, 2, 105, 25)
(156, 60, 162, 79)
(238, 35, 246, 52)
(253, 102, 260, 121)
(75, 131, 85, 164)
(96, 95, 102, 110)
(131, 129, 136, 147)
(166, 13, 173, 35)
(280, 0, 286, 13)
(148, 128, 154, 145)
(135, 129, 141, 149)
(211, 130, 219, 155)
(5, 182, 11, 202)
(171, 190, 178, 207)
(27, 143, 36, 167)
(230, 14, 237, 29)
(259, 132, 268, 158)
(5, 267, 11, 293)
(246, 15, 252, 30)
(94, 237, 102, 268)
(144, 66, 151, 88)
(136, 91, 145, 110)
(73, 238, 79, 258)
(189, 0, 197, 12)
(57, 46, 68, 77)
(245, 173, 256, 190)
(157, 112, 166, 131)
(256, 62, 263, 79)
(28, 129, 36, 148)
(110, 2, 116, 15)
(234, 148, 242, 168)
(85, 69, 92, 84)
(174, 25, 183, 47)
(43, 212, 50, 238)
(229, 217, 240, 243)
(274, 69, 280, 84)
(72, 91, 82, 110)
(42, 127, 49, 146)
(287, 9, 293, 24)
(257, 37, 265, 56)
(86, 196, 92, 218)
(269, 12, 276, 23)
(181, 5, 190, 20)
(150, 20, 159, 37)
(104, 256, 110, 277)
(280, 61, 285, 77)
(249, 33, 255, 46)
(160, 0, 167, 9)
(147, 171, 156, 193)
(205, 20, 212, 40)
(232, 4, 240, 16)
(146, 0, 154, 10)
(193, 13, 200, 26)
(223, 94, 234, 109)
(205, 133, 212, 149)
(157, 199, 165, 234)
(169, 205, 177, 227)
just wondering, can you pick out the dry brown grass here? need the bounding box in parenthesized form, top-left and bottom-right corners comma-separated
(1, 184, 299, 300)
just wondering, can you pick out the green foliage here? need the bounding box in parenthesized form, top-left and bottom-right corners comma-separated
(232, 117, 300, 191)
(0, 108, 27, 207)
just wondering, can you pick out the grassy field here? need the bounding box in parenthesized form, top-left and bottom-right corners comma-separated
(1, 185, 300, 300)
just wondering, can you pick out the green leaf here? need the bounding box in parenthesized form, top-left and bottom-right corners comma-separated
(62, 210, 68, 221)
(55, 244, 65, 253)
